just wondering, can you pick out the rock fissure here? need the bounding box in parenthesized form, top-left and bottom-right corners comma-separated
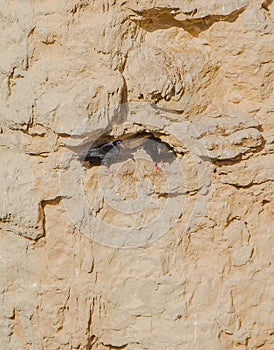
(129, 7, 246, 36)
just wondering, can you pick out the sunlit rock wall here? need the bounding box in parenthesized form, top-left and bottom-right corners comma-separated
(0, 0, 273, 349)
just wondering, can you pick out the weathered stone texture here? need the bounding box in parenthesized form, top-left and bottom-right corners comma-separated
(0, 0, 273, 349)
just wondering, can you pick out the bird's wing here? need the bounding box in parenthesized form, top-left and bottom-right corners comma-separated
(86, 148, 105, 159)
(100, 142, 115, 153)
(143, 139, 176, 163)
(104, 145, 120, 159)
(88, 142, 120, 160)
(143, 139, 159, 154)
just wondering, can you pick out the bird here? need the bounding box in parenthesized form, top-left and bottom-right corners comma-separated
(143, 138, 176, 171)
(76, 140, 124, 167)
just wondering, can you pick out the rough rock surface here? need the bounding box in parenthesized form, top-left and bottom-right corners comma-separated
(0, 0, 273, 349)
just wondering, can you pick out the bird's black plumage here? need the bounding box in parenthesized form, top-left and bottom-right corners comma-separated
(76, 140, 124, 166)
(143, 138, 176, 169)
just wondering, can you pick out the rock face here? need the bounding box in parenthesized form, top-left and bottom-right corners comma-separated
(0, 0, 273, 349)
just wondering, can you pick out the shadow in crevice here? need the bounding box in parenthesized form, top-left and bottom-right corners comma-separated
(262, 0, 273, 11)
(74, 132, 177, 169)
(204, 136, 266, 167)
(130, 7, 246, 37)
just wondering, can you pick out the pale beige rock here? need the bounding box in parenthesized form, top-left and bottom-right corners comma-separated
(230, 244, 254, 267)
(0, 0, 273, 349)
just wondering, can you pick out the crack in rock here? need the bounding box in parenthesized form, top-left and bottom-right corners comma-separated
(129, 6, 246, 36)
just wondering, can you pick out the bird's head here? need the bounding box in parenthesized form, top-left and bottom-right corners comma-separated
(114, 140, 125, 150)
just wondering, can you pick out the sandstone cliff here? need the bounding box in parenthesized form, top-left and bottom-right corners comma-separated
(0, 0, 273, 349)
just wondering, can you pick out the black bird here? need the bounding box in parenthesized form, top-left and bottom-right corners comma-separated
(76, 140, 124, 166)
(143, 138, 176, 170)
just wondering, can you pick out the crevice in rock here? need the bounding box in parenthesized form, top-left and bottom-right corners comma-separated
(86, 336, 128, 350)
(206, 137, 266, 166)
(58, 132, 76, 138)
(86, 334, 98, 350)
(86, 306, 93, 349)
(0, 213, 12, 224)
(153, 188, 199, 198)
(7, 67, 16, 98)
(116, 76, 129, 124)
(198, 122, 264, 139)
(27, 152, 50, 158)
(129, 7, 246, 36)
(7, 115, 35, 135)
(73, 130, 179, 171)
(38, 196, 65, 240)
(68, 2, 91, 28)
(262, 0, 273, 11)
(102, 343, 128, 349)
(223, 179, 273, 190)
(150, 104, 185, 115)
